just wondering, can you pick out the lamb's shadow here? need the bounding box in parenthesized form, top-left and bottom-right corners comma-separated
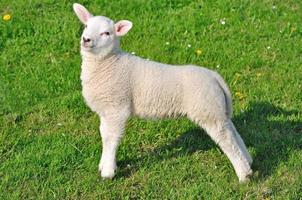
(233, 102, 302, 178)
(117, 102, 302, 179)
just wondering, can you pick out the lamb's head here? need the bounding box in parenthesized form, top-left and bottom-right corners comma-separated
(73, 3, 132, 57)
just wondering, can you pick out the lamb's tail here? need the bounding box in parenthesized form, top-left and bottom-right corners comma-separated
(214, 72, 233, 118)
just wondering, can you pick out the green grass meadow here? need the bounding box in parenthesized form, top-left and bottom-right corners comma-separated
(1, 0, 302, 199)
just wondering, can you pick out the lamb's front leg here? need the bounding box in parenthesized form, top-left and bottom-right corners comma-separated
(98, 111, 128, 179)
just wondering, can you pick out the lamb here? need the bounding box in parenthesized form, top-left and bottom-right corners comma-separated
(72, 3, 253, 182)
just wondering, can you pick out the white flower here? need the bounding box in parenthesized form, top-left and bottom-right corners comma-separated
(57, 123, 62, 126)
(187, 44, 191, 48)
(220, 19, 226, 25)
(216, 65, 220, 68)
(131, 52, 135, 55)
(267, 46, 271, 49)
(165, 42, 170, 45)
(272, 5, 277, 10)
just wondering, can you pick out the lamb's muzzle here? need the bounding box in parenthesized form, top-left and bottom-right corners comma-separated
(73, 2, 253, 182)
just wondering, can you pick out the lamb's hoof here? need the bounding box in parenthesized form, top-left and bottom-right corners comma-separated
(239, 169, 253, 183)
(98, 160, 116, 179)
(101, 169, 115, 179)
(99, 165, 116, 179)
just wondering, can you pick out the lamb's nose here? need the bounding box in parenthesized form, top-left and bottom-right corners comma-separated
(83, 37, 91, 43)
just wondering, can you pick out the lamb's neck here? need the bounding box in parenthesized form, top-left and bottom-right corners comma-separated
(82, 52, 118, 65)
(80, 50, 123, 84)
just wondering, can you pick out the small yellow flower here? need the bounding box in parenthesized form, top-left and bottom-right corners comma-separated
(3, 14, 11, 21)
(195, 49, 202, 56)
(235, 92, 241, 96)
(256, 72, 263, 77)
(235, 91, 245, 100)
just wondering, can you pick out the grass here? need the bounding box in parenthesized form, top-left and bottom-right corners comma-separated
(1, 0, 302, 199)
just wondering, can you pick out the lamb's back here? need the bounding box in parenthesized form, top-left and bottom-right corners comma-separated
(127, 55, 227, 119)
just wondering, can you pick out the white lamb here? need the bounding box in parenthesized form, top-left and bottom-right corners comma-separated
(73, 3, 253, 182)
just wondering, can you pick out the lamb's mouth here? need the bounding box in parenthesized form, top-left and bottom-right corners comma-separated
(81, 45, 95, 51)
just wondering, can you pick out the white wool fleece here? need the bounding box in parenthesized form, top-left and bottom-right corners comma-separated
(73, 3, 253, 182)
(82, 53, 231, 120)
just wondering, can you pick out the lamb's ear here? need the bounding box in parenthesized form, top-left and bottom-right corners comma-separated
(73, 3, 93, 24)
(115, 20, 133, 36)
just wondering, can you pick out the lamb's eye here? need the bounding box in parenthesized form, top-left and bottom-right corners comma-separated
(101, 31, 110, 36)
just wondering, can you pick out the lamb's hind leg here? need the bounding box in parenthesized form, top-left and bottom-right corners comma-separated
(229, 121, 253, 165)
(202, 120, 253, 182)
